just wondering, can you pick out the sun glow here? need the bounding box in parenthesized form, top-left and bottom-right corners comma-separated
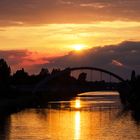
(75, 99, 81, 109)
(73, 44, 86, 51)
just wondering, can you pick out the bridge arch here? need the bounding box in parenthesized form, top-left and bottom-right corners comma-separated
(33, 67, 125, 93)
(69, 67, 125, 82)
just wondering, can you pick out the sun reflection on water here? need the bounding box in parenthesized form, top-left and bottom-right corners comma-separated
(75, 99, 81, 109)
(74, 111, 81, 140)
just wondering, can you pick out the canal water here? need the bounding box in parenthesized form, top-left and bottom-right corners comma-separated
(0, 91, 140, 140)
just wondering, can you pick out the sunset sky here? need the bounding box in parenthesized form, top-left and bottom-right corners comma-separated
(0, 0, 140, 76)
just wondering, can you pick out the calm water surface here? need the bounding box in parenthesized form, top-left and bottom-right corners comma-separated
(0, 91, 140, 140)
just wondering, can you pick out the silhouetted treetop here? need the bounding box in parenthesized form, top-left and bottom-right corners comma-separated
(13, 68, 28, 78)
(78, 72, 87, 82)
(131, 70, 136, 82)
(12, 68, 29, 84)
(39, 68, 50, 77)
(51, 68, 61, 75)
(0, 59, 11, 84)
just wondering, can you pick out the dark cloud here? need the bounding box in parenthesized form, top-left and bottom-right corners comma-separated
(0, 0, 140, 26)
(40, 41, 140, 79)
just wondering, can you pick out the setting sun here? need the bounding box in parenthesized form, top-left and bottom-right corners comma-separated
(73, 44, 86, 51)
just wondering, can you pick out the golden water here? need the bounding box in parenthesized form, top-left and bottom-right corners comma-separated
(0, 92, 140, 140)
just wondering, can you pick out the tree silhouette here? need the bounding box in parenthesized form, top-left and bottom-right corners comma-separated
(12, 68, 29, 84)
(39, 68, 49, 76)
(78, 72, 87, 82)
(0, 59, 11, 85)
(131, 70, 136, 82)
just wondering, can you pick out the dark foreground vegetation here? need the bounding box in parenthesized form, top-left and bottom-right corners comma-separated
(0, 58, 140, 117)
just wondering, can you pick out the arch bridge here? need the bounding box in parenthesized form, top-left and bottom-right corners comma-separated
(69, 67, 125, 82)
(33, 67, 125, 94)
